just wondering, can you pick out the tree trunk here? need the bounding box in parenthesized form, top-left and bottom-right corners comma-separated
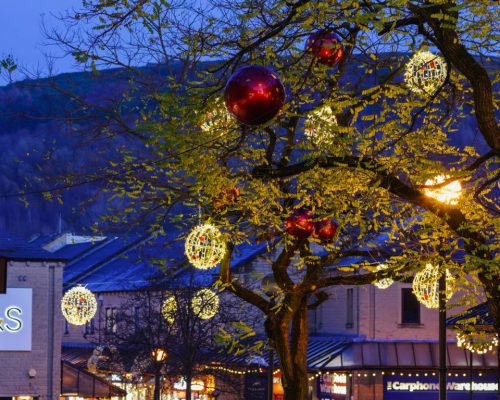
(186, 370, 192, 400)
(267, 297, 310, 400)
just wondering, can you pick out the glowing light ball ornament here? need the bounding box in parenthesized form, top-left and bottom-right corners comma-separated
(285, 208, 314, 239)
(305, 31, 344, 66)
(404, 51, 447, 96)
(374, 263, 394, 289)
(313, 217, 338, 242)
(412, 264, 455, 309)
(191, 288, 219, 320)
(457, 331, 498, 355)
(161, 295, 177, 324)
(185, 224, 226, 270)
(200, 97, 236, 136)
(61, 286, 97, 326)
(224, 66, 285, 126)
(423, 175, 462, 205)
(304, 106, 338, 147)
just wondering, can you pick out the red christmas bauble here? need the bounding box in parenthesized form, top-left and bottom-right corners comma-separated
(313, 217, 338, 242)
(285, 208, 314, 239)
(305, 32, 344, 66)
(224, 66, 285, 126)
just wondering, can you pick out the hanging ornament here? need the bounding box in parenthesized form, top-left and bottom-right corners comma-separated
(412, 264, 455, 309)
(313, 217, 338, 242)
(61, 286, 98, 326)
(185, 224, 226, 270)
(224, 66, 285, 126)
(161, 295, 177, 324)
(213, 187, 241, 211)
(305, 31, 344, 66)
(304, 106, 338, 147)
(200, 97, 237, 136)
(373, 263, 394, 289)
(404, 50, 447, 96)
(285, 208, 315, 239)
(191, 288, 219, 320)
(423, 175, 462, 205)
(456, 331, 498, 355)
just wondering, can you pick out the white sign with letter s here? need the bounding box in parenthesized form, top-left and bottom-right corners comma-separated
(0, 288, 32, 351)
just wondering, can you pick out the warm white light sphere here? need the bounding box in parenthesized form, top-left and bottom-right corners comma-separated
(457, 331, 498, 354)
(404, 51, 447, 96)
(304, 105, 338, 147)
(374, 264, 394, 289)
(161, 295, 177, 324)
(191, 288, 219, 320)
(412, 264, 454, 309)
(61, 286, 97, 326)
(185, 224, 226, 270)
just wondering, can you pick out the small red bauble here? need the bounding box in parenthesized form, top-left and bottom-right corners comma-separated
(213, 187, 241, 210)
(224, 66, 285, 126)
(313, 217, 338, 242)
(285, 208, 314, 239)
(305, 31, 344, 66)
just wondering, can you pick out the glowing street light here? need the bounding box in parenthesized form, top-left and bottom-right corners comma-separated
(423, 175, 462, 205)
(151, 348, 168, 400)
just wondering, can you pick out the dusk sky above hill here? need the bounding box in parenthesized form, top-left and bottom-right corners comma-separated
(1, 1, 82, 81)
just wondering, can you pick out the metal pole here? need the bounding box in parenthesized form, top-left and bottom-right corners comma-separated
(268, 349, 274, 400)
(439, 273, 447, 400)
(469, 351, 473, 400)
(154, 367, 161, 400)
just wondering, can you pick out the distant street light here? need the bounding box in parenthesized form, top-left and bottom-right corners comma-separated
(151, 348, 168, 400)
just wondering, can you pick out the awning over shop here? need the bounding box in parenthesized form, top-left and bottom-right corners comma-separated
(62, 361, 127, 398)
(314, 340, 498, 371)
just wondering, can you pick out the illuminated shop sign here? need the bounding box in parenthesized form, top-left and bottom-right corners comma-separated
(318, 373, 349, 400)
(384, 373, 498, 400)
(0, 288, 32, 351)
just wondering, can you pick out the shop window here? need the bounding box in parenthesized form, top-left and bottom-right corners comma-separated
(401, 288, 420, 324)
(105, 307, 117, 334)
(346, 288, 353, 328)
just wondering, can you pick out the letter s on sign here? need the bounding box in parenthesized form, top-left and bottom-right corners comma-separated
(5, 306, 23, 332)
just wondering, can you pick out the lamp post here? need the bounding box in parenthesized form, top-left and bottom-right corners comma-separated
(424, 175, 462, 400)
(151, 347, 168, 400)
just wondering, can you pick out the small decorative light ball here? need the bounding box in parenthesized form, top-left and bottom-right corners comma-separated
(374, 264, 394, 289)
(304, 106, 338, 147)
(200, 97, 236, 136)
(404, 51, 447, 96)
(313, 217, 338, 242)
(456, 331, 498, 354)
(161, 295, 177, 324)
(412, 264, 454, 309)
(185, 224, 226, 270)
(224, 66, 285, 126)
(285, 208, 315, 239)
(61, 286, 97, 326)
(305, 31, 344, 66)
(191, 288, 219, 320)
(423, 175, 462, 205)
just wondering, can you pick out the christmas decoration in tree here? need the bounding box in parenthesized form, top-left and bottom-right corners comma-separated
(185, 224, 226, 270)
(404, 50, 447, 96)
(313, 217, 338, 242)
(304, 105, 338, 147)
(285, 208, 315, 239)
(191, 288, 219, 320)
(423, 175, 462, 205)
(305, 31, 344, 66)
(224, 66, 285, 126)
(61, 286, 98, 326)
(200, 97, 236, 136)
(456, 331, 498, 354)
(373, 263, 394, 289)
(213, 187, 241, 211)
(161, 295, 177, 324)
(412, 264, 454, 309)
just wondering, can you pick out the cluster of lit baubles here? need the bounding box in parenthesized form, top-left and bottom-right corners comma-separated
(191, 288, 220, 320)
(412, 264, 455, 309)
(285, 208, 338, 242)
(423, 175, 462, 205)
(185, 224, 226, 270)
(404, 50, 447, 96)
(304, 105, 338, 147)
(61, 286, 98, 326)
(373, 264, 394, 289)
(456, 331, 499, 355)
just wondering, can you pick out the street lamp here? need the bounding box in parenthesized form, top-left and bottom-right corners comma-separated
(423, 175, 462, 400)
(151, 348, 168, 400)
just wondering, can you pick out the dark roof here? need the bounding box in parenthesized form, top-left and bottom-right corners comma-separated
(0, 230, 66, 261)
(447, 302, 494, 328)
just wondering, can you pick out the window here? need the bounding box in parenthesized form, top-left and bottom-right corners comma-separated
(105, 307, 117, 334)
(346, 288, 354, 328)
(85, 318, 95, 335)
(64, 320, 70, 335)
(401, 288, 420, 324)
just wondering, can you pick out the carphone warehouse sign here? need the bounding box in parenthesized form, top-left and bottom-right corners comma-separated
(0, 288, 32, 350)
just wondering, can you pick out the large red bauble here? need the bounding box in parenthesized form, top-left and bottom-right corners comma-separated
(224, 66, 286, 126)
(313, 217, 338, 242)
(285, 208, 314, 239)
(305, 31, 344, 66)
